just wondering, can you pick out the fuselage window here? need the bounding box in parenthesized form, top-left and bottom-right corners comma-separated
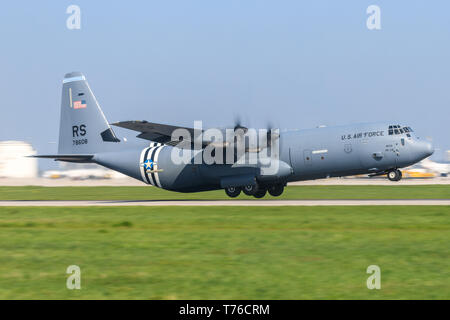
(401, 138, 405, 146)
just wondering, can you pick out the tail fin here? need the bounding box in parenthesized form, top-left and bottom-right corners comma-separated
(58, 72, 120, 155)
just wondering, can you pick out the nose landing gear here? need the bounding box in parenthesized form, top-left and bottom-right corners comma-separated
(387, 169, 402, 182)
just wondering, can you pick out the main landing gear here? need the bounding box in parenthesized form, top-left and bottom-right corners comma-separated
(268, 184, 284, 197)
(387, 169, 402, 182)
(224, 186, 241, 198)
(224, 183, 285, 198)
(243, 184, 259, 196)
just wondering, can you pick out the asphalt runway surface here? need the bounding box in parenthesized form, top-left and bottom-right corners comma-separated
(1, 199, 449, 206)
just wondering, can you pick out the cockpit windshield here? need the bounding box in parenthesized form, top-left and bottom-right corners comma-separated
(388, 125, 413, 136)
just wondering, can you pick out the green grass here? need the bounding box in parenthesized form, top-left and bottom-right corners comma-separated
(0, 185, 449, 200)
(0, 206, 448, 299)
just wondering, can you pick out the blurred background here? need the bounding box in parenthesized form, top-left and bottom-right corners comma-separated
(0, 1, 449, 183)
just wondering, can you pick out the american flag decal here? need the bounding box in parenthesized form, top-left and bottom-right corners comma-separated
(73, 100, 87, 109)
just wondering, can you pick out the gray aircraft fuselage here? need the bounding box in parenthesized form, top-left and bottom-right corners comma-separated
(94, 122, 433, 192)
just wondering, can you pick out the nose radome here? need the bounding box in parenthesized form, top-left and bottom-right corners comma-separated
(424, 141, 434, 157)
(411, 140, 434, 162)
(417, 140, 434, 159)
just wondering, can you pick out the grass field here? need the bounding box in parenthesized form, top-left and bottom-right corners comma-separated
(0, 205, 448, 299)
(1, 185, 449, 200)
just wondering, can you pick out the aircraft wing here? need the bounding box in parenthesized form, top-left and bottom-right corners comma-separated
(111, 120, 205, 147)
(112, 120, 257, 150)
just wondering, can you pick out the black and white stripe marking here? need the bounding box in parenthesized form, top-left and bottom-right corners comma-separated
(139, 144, 165, 188)
(149, 142, 162, 148)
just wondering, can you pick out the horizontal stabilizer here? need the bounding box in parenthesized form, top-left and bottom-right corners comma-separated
(31, 154, 94, 163)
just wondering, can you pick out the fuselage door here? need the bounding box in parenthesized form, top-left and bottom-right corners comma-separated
(360, 139, 398, 170)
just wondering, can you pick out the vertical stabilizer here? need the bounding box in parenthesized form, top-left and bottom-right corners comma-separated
(58, 72, 120, 155)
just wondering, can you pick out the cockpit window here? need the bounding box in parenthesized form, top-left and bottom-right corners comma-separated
(388, 125, 414, 135)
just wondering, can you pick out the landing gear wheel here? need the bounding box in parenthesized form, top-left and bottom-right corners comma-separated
(387, 169, 402, 182)
(225, 186, 241, 198)
(268, 184, 284, 197)
(253, 189, 267, 198)
(243, 184, 259, 196)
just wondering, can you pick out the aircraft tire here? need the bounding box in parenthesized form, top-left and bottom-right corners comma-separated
(225, 186, 241, 198)
(253, 189, 267, 198)
(268, 184, 284, 197)
(243, 183, 259, 196)
(387, 169, 401, 182)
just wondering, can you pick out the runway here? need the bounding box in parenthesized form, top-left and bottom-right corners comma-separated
(1, 199, 449, 206)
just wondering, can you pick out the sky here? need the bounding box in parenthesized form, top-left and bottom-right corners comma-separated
(0, 1, 449, 170)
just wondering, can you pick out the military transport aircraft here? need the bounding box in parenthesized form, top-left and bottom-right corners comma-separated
(35, 72, 434, 198)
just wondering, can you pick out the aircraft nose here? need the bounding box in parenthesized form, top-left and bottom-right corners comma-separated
(424, 141, 434, 157)
(414, 140, 434, 160)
